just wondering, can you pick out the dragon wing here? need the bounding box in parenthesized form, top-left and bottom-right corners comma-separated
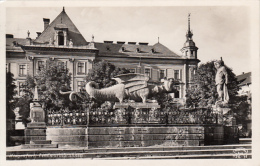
(113, 73, 149, 93)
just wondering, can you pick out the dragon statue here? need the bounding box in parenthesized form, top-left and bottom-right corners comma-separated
(61, 73, 175, 103)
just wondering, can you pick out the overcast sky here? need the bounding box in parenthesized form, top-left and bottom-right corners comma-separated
(6, 6, 251, 75)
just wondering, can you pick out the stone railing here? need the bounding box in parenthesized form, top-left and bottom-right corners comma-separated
(47, 106, 219, 126)
(47, 109, 88, 126)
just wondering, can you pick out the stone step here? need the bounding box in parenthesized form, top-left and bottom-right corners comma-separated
(239, 138, 252, 144)
(7, 144, 251, 155)
(7, 145, 251, 160)
(87, 144, 251, 153)
(30, 140, 52, 144)
(21, 144, 58, 149)
(7, 150, 252, 160)
(96, 153, 252, 159)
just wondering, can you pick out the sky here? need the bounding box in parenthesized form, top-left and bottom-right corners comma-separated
(6, 6, 252, 75)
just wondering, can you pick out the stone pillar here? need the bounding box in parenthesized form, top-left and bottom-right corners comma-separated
(54, 31, 58, 46)
(64, 31, 67, 46)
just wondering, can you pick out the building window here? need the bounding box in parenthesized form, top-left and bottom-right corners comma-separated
(174, 85, 180, 98)
(136, 48, 140, 53)
(19, 82, 26, 96)
(6, 63, 9, 72)
(77, 81, 85, 92)
(129, 68, 136, 73)
(145, 68, 151, 77)
(160, 70, 166, 79)
(38, 61, 44, 71)
(122, 47, 126, 52)
(174, 70, 179, 80)
(58, 61, 65, 69)
(77, 62, 85, 74)
(58, 31, 64, 45)
(19, 64, 27, 76)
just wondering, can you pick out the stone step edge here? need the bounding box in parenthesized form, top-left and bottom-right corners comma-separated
(7, 152, 252, 160)
(6, 144, 251, 152)
(7, 148, 252, 157)
(94, 153, 252, 160)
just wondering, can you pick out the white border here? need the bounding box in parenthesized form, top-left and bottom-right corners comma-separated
(1, 1, 259, 166)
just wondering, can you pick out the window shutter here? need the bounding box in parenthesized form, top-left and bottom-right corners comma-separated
(179, 69, 182, 81)
(85, 62, 87, 74)
(25, 64, 28, 75)
(151, 68, 158, 81)
(76, 62, 78, 74)
(141, 67, 144, 74)
(167, 69, 174, 79)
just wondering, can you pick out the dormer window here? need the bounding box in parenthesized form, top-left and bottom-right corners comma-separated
(58, 31, 64, 45)
(54, 25, 68, 46)
(151, 48, 156, 53)
(136, 48, 140, 53)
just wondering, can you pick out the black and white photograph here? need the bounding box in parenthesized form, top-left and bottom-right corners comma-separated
(2, 0, 259, 164)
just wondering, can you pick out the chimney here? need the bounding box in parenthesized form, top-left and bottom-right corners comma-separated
(139, 42, 149, 45)
(104, 41, 113, 44)
(43, 18, 50, 30)
(117, 41, 125, 44)
(6, 34, 14, 38)
(36, 32, 42, 38)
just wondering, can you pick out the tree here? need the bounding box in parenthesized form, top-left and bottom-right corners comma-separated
(16, 60, 72, 124)
(35, 60, 72, 110)
(185, 60, 239, 108)
(15, 75, 35, 124)
(86, 60, 130, 89)
(6, 71, 16, 120)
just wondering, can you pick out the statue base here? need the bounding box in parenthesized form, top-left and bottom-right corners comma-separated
(22, 122, 58, 149)
(213, 102, 232, 125)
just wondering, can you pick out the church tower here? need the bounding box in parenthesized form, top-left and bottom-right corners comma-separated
(181, 14, 198, 59)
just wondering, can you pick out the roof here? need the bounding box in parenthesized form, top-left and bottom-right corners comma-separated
(94, 42, 183, 58)
(33, 9, 87, 46)
(6, 38, 29, 52)
(236, 72, 251, 86)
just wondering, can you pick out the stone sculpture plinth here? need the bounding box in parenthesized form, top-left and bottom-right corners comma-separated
(23, 87, 58, 149)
